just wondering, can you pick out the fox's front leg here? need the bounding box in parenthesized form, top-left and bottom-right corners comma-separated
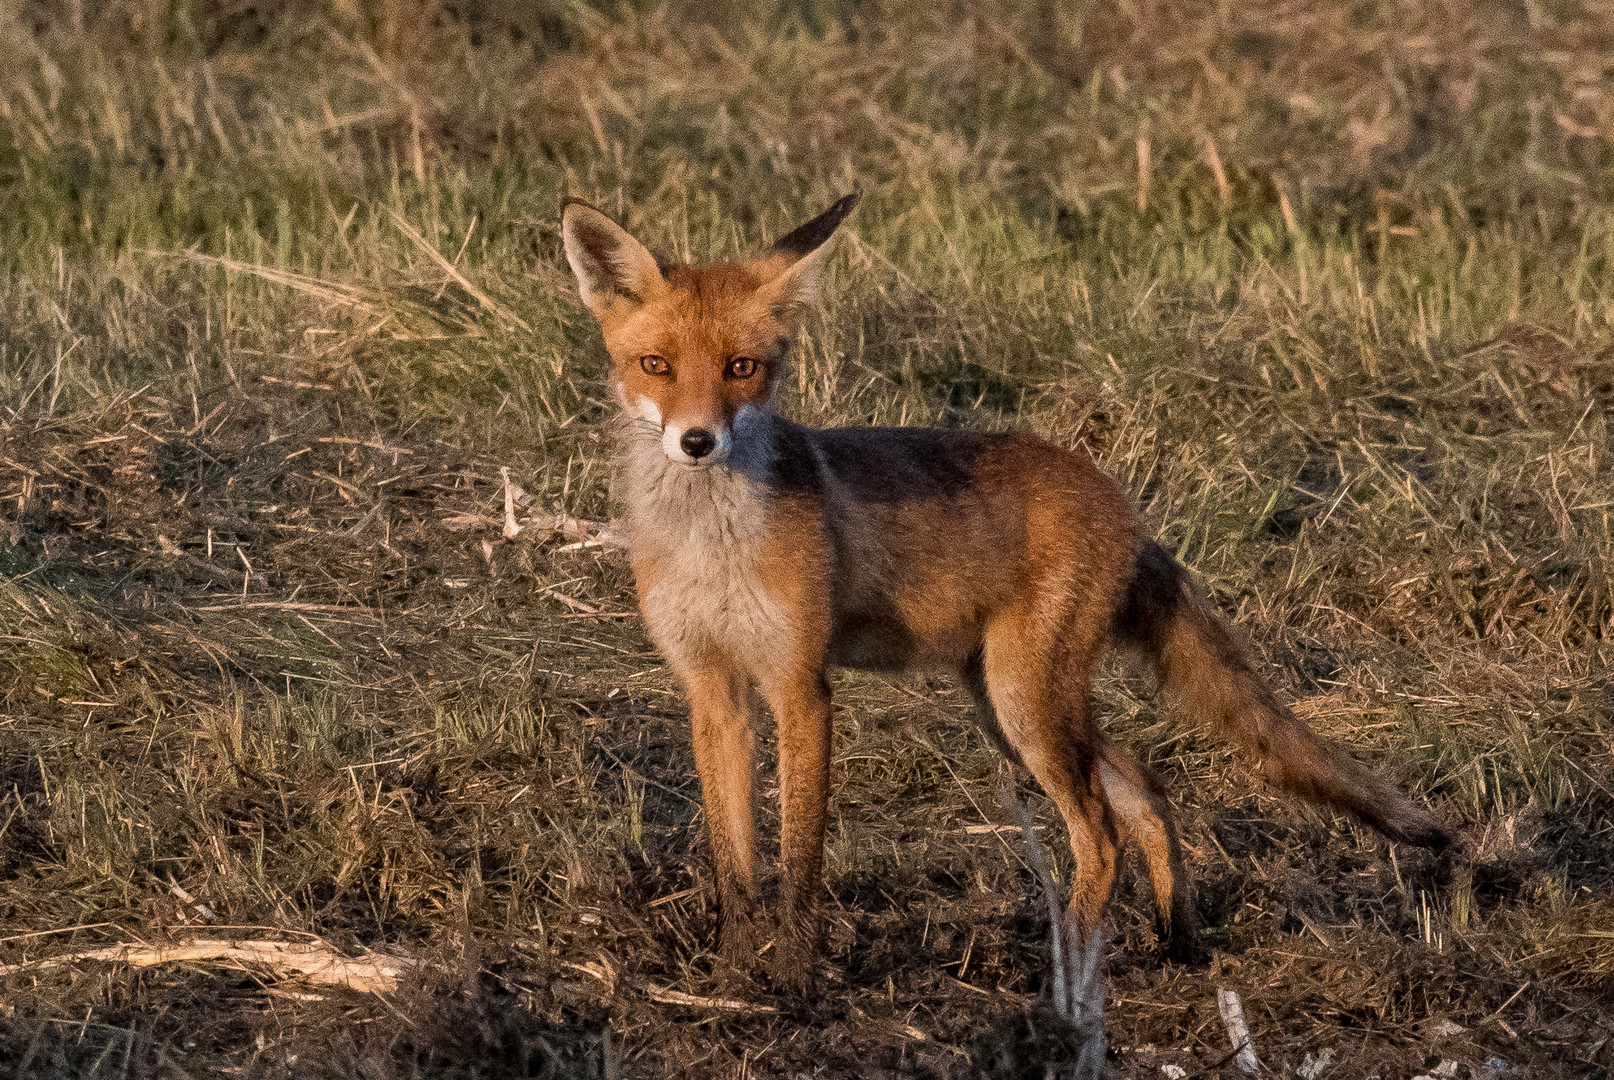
(761, 667, 833, 993)
(683, 667, 763, 973)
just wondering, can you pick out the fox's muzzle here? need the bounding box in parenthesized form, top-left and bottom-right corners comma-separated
(679, 428, 717, 459)
(660, 419, 734, 465)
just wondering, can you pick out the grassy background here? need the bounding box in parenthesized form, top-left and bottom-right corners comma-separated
(1, 0, 1612, 1076)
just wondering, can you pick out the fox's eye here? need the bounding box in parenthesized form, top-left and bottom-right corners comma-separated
(640, 355, 669, 376)
(726, 357, 757, 379)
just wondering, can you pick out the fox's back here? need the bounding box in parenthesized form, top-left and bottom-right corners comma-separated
(793, 420, 1145, 669)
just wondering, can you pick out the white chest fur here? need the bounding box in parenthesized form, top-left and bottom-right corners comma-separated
(614, 416, 793, 662)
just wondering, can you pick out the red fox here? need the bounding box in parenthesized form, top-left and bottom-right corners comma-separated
(559, 193, 1449, 1003)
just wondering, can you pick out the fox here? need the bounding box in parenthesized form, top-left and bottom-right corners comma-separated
(558, 192, 1450, 1006)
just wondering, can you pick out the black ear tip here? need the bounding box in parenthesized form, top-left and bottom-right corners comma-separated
(820, 190, 861, 225)
(772, 191, 862, 256)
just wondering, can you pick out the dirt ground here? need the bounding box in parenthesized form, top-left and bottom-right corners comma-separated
(2, 1, 1613, 1077)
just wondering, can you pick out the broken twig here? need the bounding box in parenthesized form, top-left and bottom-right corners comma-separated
(645, 983, 777, 1013)
(1216, 987, 1259, 1074)
(0, 938, 415, 994)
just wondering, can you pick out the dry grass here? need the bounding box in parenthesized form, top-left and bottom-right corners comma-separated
(1, 1, 1612, 1076)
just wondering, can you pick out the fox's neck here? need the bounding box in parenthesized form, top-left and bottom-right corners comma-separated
(613, 409, 781, 554)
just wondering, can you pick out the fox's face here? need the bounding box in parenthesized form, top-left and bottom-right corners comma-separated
(561, 194, 857, 465)
(601, 264, 788, 464)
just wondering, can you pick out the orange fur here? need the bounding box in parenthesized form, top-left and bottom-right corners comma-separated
(560, 193, 1449, 993)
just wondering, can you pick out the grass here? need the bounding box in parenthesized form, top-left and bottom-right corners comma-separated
(1, 0, 1612, 1076)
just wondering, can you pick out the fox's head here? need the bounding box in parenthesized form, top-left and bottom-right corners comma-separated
(560, 193, 857, 465)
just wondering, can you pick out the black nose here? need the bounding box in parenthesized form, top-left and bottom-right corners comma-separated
(680, 428, 716, 459)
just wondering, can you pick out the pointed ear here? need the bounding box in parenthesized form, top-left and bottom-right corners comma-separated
(773, 192, 861, 259)
(560, 198, 668, 319)
(752, 192, 859, 314)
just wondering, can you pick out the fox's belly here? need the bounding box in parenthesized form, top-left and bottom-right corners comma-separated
(825, 612, 917, 671)
(822, 536, 1011, 672)
(826, 608, 983, 672)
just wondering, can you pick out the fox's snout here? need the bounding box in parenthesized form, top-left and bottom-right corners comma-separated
(678, 428, 717, 459)
(624, 392, 734, 465)
(660, 419, 732, 465)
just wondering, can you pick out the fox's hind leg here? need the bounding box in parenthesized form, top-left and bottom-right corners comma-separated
(977, 613, 1117, 1075)
(1094, 749, 1200, 962)
(963, 651, 1197, 963)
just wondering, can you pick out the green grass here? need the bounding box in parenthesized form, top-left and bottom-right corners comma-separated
(2, 1, 1612, 1077)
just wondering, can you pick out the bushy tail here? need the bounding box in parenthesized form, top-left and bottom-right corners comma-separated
(1114, 542, 1450, 848)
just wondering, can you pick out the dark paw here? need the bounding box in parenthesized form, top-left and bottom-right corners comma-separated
(715, 914, 765, 977)
(1160, 923, 1208, 967)
(1155, 910, 1207, 968)
(768, 937, 820, 997)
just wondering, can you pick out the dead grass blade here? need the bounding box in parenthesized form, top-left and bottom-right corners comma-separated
(387, 210, 530, 331)
(136, 249, 381, 311)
